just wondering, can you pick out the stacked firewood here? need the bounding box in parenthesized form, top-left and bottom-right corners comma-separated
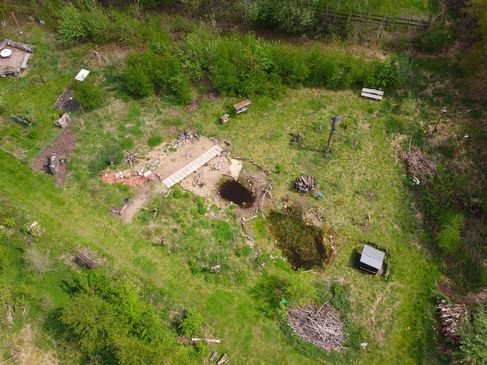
(175, 130, 199, 146)
(288, 304, 346, 351)
(293, 175, 316, 193)
(437, 300, 467, 343)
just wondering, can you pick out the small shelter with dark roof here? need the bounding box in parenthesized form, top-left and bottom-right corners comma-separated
(359, 244, 385, 275)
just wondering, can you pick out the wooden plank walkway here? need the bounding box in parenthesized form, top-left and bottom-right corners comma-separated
(162, 145, 223, 188)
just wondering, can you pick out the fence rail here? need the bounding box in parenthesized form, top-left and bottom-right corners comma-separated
(318, 9, 430, 30)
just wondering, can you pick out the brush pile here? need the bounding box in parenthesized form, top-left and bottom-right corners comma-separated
(401, 148, 436, 184)
(175, 130, 199, 146)
(287, 304, 346, 351)
(437, 300, 467, 343)
(293, 175, 316, 193)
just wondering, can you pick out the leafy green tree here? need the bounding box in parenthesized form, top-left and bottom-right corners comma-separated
(460, 306, 487, 365)
(61, 293, 120, 354)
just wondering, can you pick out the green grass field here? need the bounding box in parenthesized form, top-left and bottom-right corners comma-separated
(0, 15, 448, 365)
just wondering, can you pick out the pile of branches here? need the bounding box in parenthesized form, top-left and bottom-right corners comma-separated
(401, 148, 436, 184)
(437, 300, 467, 343)
(287, 304, 346, 351)
(293, 175, 316, 193)
(175, 130, 199, 146)
(124, 152, 142, 166)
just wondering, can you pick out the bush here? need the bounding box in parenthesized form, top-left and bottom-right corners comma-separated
(58, 5, 85, 47)
(459, 306, 487, 365)
(437, 211, 464, 252)
(123, 51, 191, 103)
(147, 135, 162, 147)
(88, 144, 123, 176)
(285, 270, 318, 306)
(58, 3, 110, 47)
(417, 22, 451, 52)
(241, 0, 319, 34)
(73, 80, 103, 111)
(178, 309, 203, 337)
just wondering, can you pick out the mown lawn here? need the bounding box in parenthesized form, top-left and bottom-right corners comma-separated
(1, 84, 441, 364)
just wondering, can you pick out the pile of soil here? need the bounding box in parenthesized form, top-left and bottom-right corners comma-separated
(32, 127, 76, 186)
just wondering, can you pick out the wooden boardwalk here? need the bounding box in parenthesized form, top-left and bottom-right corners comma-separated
(162, 145, 223, 188)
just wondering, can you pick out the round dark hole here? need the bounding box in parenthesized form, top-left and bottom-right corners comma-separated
(219, 179, 255, 207)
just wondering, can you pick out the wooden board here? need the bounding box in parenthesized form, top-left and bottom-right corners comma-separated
(162, 145, 223, 188)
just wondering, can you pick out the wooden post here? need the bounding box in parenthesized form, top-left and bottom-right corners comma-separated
(325, 116, 341, 153)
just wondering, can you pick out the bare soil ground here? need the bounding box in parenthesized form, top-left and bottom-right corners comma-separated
(32, 127, 76, 186)
(120, 136, 224, 223)
(0, 47, 29, 75)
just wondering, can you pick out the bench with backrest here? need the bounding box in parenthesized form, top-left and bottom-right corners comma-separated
(361, 88, 384, 101)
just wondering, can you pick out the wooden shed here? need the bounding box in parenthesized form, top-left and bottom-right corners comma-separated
(233, 99, 251, 114)
(358, 244, 385, 275)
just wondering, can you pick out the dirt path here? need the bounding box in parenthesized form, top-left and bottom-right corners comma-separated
(121, 181, 167, 223)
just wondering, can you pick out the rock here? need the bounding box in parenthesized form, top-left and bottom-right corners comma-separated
(53, 113, 70, 129)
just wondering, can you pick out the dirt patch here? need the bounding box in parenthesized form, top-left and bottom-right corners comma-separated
(7, 324, 58, 365)
(120, 136, 222, 223)
(0, 42, 31, 76)
(54, 88, 79, 113)
(32, 127, 76, 186)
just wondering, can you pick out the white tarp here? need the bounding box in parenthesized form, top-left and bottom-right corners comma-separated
(75, 68, 90, 81)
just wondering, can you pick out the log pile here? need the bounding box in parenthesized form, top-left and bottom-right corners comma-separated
(293, 175, 316, 194)
(124, 152, 142, 166)
(287, 304, 346, 351)
(401, 148, 436, 184)
(437, 300, 467, 343)
(175, 130, 199, 146)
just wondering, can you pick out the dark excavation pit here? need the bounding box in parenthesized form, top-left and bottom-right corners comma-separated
(219, 179, 255, 207)
(269, 208, 329, 270)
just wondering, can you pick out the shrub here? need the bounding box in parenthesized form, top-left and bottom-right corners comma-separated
(241, 0, 319, 34)
(58, 3, 110, 47)
(88, 144, 123, 176)
(178, 309, 203, 337)
(123, 51, 191, 103)
(285, 270, 318, 306)
(459, 306, 487, 365)
(270, 45, 309, 87)
(417, 22, 451, 52)
(147, 135, 162, 147)
(58, 5, 85, 47)
(73, 80, 103, 111)
(437, 211, 464, 252)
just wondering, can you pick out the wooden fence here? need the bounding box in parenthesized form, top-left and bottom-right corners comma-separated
(317, 8, 430, 30)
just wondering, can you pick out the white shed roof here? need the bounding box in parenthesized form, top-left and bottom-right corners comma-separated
(360, 244, 385, 270)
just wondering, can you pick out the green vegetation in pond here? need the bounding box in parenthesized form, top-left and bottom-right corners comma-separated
(269, 207, 330, 270)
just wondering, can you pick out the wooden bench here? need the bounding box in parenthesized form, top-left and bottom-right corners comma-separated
(75, 252, 97, 269)
(361, 88, 384, 101)
(233, 99, 251, 114)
